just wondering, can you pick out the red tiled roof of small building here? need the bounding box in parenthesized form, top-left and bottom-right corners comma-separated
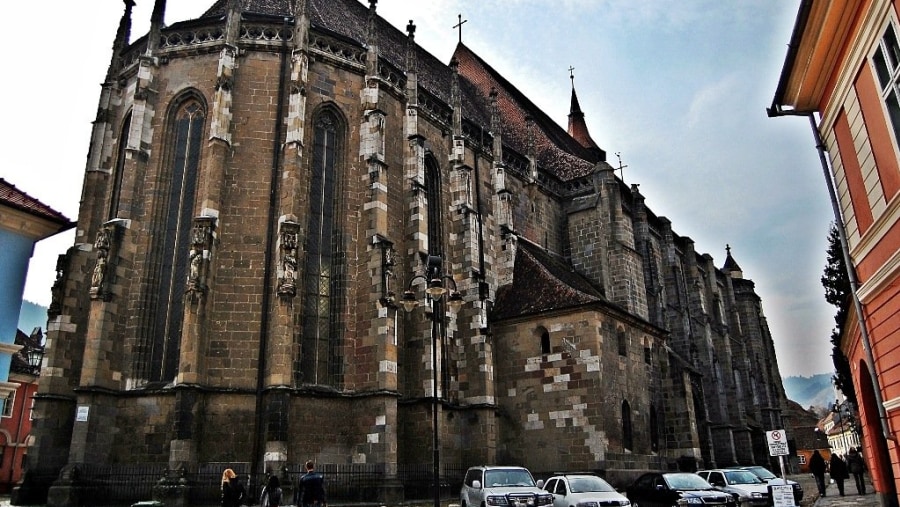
(0, 178, 73, 227)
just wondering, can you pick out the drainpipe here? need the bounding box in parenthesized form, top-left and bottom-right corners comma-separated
(767, 106, 894, 443)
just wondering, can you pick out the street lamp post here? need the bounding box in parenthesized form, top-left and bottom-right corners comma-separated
(402, 255, 463, 507)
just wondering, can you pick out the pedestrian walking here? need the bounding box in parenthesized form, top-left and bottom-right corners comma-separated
(847, 447, 868, 494)
(829, 453, 849, 496)
(295, 460, 327, 507)
(809, 450, 828, 497)
(260, 473, 283, 507)
(221, 468, 246, 507)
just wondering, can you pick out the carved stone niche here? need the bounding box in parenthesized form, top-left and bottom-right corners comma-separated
(277, 221, 301, 299)
(375, 235, 396, 309)
(185, 216, 216, 302)
(88, 219, 126, 301)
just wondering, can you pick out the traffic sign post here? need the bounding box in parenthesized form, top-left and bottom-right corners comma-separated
(766, 430, 795, 507)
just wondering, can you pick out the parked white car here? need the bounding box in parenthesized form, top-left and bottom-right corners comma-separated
(697, 470, 769, 507)
(543, 474, 630, 507)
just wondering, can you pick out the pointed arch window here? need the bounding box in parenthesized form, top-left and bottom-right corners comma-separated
(622, 399, 634, 451)
(425, 156, 444, 256)
(147, 98, 204, 382)
(300, 108, 345, 387)
(109, 112, 132, 219)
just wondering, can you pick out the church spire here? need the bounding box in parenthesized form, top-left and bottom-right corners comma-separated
(722, 244, 744, 279)
(567, 68, 600, 151)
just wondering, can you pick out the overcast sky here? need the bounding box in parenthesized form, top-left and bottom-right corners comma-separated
(1, 1, 835, 379)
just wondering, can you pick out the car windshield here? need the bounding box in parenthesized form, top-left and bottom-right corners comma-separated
(665, 474, 713, 491)
(485, 469, 536, 487)
(569, 476, 616, 493)
(745, 467, 777, 481)
(724, 471, 763, 485)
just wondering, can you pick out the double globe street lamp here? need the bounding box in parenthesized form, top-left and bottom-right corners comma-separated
(401, 255, 463, 507)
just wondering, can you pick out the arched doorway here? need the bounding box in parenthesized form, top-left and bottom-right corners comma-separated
(858, 360, 897, 507)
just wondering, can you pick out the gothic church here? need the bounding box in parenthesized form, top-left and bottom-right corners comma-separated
(20, 0, 790, 504)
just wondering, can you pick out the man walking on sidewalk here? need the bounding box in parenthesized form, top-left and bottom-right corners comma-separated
(809, 450, 828, 497)
(847, 448, 867, 495)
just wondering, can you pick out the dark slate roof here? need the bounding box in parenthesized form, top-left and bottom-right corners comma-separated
(192, 1, 593, 178)
(197, 0, 491, 127)
(492, 240, 607, 321)
(0, 178, 73, 228)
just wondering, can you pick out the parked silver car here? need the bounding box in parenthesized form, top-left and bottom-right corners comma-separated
(727, 466, 803, 503)
(697, 469, 769, 507)
(543, 474, 630, 507)
(461, 465, 552, 507)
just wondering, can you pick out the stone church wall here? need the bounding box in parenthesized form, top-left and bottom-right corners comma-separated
(491, 309, 664, 475)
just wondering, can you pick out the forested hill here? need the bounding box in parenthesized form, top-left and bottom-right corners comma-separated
(783, 373, 835, 412)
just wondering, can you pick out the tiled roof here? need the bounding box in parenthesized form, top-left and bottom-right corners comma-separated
(453, 43, 602, 181)
(0, 178, 73, 227)
(492, 240, 607, 320)
(192, 1, 591, 179)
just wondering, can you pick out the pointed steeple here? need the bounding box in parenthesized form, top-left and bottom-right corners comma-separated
(722, 244, 743, 279)
(567, 70, 600, 151)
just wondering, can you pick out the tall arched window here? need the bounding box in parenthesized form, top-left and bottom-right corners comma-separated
(109, 112, 132, 219)
(425, 156, 443, 256)
(622, 399, 634, 451)
(424, 155, 448, 392)
(650, 405, 659, 453)
(300, 108, 345, 387)
(147, 97, 205, 382)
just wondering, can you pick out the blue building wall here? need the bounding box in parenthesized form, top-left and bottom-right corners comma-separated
(0, 228, 33, 383)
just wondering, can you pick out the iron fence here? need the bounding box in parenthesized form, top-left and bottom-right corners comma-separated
(24, 461, 466, 506)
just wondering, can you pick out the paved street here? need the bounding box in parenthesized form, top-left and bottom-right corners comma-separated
(0, 474, 883, 507)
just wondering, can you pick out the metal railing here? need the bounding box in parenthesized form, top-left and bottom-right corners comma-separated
(22, 461, 466, 506)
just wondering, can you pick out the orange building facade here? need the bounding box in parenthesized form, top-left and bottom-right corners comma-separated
(770, 1, 900, 506)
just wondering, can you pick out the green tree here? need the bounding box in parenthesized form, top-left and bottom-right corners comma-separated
(821, 223, 856, 406)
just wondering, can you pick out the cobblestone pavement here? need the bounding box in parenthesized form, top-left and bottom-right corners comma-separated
(788, 473, 881, 507)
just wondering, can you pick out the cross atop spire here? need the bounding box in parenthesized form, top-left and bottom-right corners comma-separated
(453, 14, 467, 43)
(569, 66, 575, 88)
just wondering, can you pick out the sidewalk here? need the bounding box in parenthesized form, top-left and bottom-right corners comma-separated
(788, 473, 880, 507)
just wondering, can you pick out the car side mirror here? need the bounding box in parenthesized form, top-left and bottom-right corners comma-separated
(536, 480, 544, 489)
(473, 480, 482, 489)
(656, 485, 666, 491)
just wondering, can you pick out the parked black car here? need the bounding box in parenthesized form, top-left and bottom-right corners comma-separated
(625, 472, 737, 507)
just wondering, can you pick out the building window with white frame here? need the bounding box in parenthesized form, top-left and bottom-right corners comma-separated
(873, 21, 900, 144)
(2, 392, 14, 418)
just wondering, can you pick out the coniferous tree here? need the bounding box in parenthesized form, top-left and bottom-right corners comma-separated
(821, 223, 857, 406)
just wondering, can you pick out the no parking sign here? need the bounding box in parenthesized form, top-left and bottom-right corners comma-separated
(766, 429, 789, 456)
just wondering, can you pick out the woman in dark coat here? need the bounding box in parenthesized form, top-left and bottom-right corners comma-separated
(222, 468, 246, 507)
(829, 453, 849, 496)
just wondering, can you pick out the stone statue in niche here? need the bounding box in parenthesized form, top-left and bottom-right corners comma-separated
(277, 223, 300, 298)
(89, 228, 111, 299)
(185, 217, 215, 301)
